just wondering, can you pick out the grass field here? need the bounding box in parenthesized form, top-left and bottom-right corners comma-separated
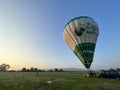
(0, 72, 120, 90)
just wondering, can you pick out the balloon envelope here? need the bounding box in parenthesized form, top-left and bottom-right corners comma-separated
(63, 16, 99, 69)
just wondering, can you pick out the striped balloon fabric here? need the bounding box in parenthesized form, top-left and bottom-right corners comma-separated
(63, 16, 99, 69)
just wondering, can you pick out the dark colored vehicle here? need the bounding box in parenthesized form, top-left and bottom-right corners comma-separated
(98, 70, 120, 79)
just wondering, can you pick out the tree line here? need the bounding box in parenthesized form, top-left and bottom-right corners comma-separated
(21, 67, 63, 72)
(1, 63, 120, 72)
(0, 63, 63, 72)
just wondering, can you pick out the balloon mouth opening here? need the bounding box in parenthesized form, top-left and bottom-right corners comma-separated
(84, 61, 91, 69)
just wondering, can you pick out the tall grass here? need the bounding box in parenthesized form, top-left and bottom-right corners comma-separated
(0, 72, 120, 90)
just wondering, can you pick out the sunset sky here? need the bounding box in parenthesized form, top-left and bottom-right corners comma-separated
(0, 0, 120, 70)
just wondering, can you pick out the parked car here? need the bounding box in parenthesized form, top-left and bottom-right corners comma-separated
(98, 70, 120, 79)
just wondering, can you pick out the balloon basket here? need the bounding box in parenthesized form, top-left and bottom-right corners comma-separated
(85, 69, 96, 78)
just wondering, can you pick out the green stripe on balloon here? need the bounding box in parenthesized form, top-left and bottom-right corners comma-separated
(74, 43, 96, 69)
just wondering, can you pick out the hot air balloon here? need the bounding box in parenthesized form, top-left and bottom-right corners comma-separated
(63, 16, 99, 69)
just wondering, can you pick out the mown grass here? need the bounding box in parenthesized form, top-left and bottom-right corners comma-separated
(0, 72, 120, 90)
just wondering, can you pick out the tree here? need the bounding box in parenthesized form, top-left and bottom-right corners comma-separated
(54, 68, 59, 72)
(30, 67, 34, 72)
(26, 68, 30, 72)
(34, 68, 38, 72)
(21, 67, 27, 72)
(49, 69, 53, 72)
(60, 69, 63, 72)
(0, 63, 10, 72)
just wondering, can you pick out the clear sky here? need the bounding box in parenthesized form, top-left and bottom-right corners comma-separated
(0, 0, 120, 70)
